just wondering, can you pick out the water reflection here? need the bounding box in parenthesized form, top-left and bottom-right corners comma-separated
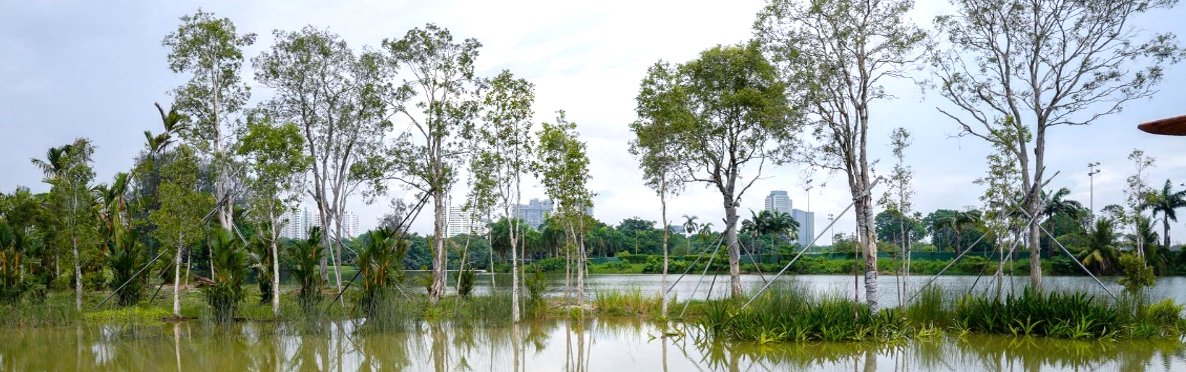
(0, 319, 1182, 371)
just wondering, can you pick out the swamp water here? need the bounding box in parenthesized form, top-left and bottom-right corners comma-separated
(1, 275, 1184, 371)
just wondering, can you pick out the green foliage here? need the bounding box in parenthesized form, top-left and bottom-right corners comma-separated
(355, 229, 408, 315)
(0, 223, 31, 303)
(954, 289, 1127, 339)
(1118, 254, 1155, 294)
(286, 227, 324, 312)
(457, 270, 476, 299)
(203, 229, 248, 322)
(524, 266, 547, 311)
(700, 282, 904, 343)
(247, 232, 274, 304)
(105, 231, 146, 307)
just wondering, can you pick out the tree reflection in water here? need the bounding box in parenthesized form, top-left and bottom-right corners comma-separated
(0, 319, 1183, 371)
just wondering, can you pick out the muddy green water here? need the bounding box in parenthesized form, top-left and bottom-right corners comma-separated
(1, 275, 1183, 371)
(1, 319, 1183, 371)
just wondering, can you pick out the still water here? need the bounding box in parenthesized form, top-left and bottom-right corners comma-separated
(0, 275, 1183, 371)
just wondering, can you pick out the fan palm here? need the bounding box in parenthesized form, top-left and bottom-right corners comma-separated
(1139, 179, 1186, 248)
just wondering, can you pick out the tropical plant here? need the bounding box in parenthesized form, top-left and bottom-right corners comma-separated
(1040, 187, 1084, 254)
(1079, 219, 1120, 275)
(355, 228, 408, 315)
(940, 210, 981, 254)
(105, 230, 146, 307)
(287, 227, 324, 312)
(0, 223, 30, 303)
(247, 229, 275, 304)
(1140, 179, 1186, 248)
(204, 229, 248, 322)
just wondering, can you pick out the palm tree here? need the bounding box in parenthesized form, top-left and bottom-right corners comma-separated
(765, 211, 798, 259)
(1079, 218, 1119, 275)
(941, 210, 981, 253)
(1040, 187, 1084, 254)
(681, 215, 699, 255)
(1139, 179, 1186, 248)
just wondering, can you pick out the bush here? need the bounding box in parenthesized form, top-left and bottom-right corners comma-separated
(1118, 254, 1155, 294)
(457, 270, 476, 299)
(286, 227, 324, 313)
(105, 231, 147, 307)
(356, 229, 408, 316)
(616, 251, 649, 264)
(203, 229, 248, 322)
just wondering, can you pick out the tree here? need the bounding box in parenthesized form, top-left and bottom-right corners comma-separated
(1141, 179, 1186, 249)
(150, 144, 212, 317)
(253, 26, 390, 292)
(878, 127, 915, 302)
(940, 210, 982, 254)
(162, 9, 257, 231)
(631, 61, 692, 317)
(472, 70, 534, 322)
(383, 24, 481, 303)
(634, 43, 793, 298)
(755, 0, 927, 311)
(535, 111, 594, 315)
(236, 115, 311, 316)
(1039, 187, 1084, 254)
(1125, 149, 1157, 260)
(1079, 218, 1120, 275)
(33, 139, 96, 310)
(931, 0, 1184, 287)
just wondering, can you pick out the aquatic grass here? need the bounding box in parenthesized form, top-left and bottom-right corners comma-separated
(697, 282, 905, 343)
(952, 288, 1183, 339)
(593, 287, 662, 317)
(905, 285, 952, 327)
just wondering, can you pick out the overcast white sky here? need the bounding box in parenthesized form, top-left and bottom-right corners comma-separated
(2, 0, 1184, 244)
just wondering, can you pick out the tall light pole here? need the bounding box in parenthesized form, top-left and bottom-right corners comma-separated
(1088, 162, 1101, 224)
(827, 213, 835, 248)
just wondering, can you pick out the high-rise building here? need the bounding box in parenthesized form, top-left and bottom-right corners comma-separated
(791, 209, 816, 248)
(280, 206, 313, 240)
(517, 198, 554, 230)
(281, 207, 362, 240)
(765, 190, 792, 215)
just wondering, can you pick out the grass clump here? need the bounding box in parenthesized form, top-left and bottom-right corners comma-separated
(593, 287, 661, 317)
(698, 282, 905, 343)
(953, 288, 1183, 339)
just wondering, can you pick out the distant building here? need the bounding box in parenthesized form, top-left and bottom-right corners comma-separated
(517, 198, 554, 230)
(791, 209, 816, 248)
(446, 201, 487, 237)
(280, 206, 313, 240)
(280, 207, 361, 240)
(765, 190, 792, 215)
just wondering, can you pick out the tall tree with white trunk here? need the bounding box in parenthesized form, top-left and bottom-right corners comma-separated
(755, 0, 928, 312)
(930, 0, 1183, 288)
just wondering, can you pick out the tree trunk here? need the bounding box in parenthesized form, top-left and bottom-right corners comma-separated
(174, 237, 183, 317)
(1164, 216, 1171, 248)
(660, 178, 669, 318)
(73, 236, 81, 311)
(271, 208, 281, 317)
(510, 180, 522, 323)
(1027, 196, 1042, 289)
(855, 193, 879, 313)
(578, 217, 587, 317)
(430, 188, 447, 303)
(724, 197, 742, 298)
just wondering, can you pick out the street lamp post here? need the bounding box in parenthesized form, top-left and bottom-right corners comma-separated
(827, 213, 835, 248)
(1088, 162, 1100, 224)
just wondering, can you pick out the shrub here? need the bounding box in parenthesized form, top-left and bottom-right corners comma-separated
(286, 227, 325, 313)
(356, 229, 408, 316)
(106, 231, 147, 307)
(457, 270, 476, 299)
(203, 229, 248, 322)
(1118, 254, 1155, 294)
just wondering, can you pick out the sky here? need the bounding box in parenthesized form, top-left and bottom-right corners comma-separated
(2, 0, 1184, 244)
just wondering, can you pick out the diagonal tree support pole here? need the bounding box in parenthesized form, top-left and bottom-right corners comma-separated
(678, 235, 727, 318)
(1012, 204, 1118, 301)
(328, 192, 432, 310)
(740, 178, 880, 311)
(664, 233, 725, 298)
(95, 195, 229, 310)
